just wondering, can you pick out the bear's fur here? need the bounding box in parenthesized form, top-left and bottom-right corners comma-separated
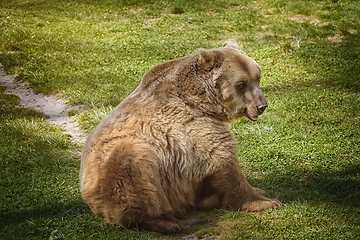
(79, 40, 281, 233)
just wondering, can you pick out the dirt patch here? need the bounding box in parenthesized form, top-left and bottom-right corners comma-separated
(310, 19, 330, 26)
(290, 15, 330, 26)
(0, 65, 86, 144)
(289, 14, 309, 23)
(327, 34, 344, 43)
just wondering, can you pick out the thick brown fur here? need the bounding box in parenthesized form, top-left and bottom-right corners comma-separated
(79, 40, 281, 233)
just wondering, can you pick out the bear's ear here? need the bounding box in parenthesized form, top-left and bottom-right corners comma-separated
(199, 48, 223, 70)
(223, 39, 247, 56)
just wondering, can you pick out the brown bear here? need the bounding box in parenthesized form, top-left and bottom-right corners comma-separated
(79, 39, 281, 233)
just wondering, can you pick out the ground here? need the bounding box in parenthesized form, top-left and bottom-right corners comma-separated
(0, 0, 359, 239)
(0, 65, 85, 144)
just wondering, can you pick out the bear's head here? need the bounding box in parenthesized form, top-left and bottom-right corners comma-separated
(199, 40, 268, 122)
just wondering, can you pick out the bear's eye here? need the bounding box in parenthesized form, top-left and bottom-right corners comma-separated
(236, 82, 247, 90)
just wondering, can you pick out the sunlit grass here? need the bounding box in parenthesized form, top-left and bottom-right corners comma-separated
(0, 0, 359, 239)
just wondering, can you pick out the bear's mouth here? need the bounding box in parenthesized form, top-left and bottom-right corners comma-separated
(245, 111, 258, 121)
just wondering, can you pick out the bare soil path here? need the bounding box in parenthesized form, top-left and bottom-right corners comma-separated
(0, 64, 86, 144)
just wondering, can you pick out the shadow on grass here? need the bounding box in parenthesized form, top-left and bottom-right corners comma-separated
(0, 200, 88, 230)
(298, 34, 360, 92)
(249, 161, 360, 208)
(0, 199, 161, 239)
(265, 33, 360, 94)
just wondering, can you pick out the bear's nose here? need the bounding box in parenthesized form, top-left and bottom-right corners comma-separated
(257, 104, 268, 115)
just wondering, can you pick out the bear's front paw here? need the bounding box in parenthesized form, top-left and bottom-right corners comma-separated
(241, 198, 282, 212)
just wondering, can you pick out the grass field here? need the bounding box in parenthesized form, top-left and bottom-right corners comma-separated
(0, 0, 359, 239)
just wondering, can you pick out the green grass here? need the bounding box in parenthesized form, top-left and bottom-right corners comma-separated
(1, 0, 359, 239)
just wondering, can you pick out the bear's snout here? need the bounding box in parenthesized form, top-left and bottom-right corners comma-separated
(247, 86, 268, 119)
(257, 104, 268, 115)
